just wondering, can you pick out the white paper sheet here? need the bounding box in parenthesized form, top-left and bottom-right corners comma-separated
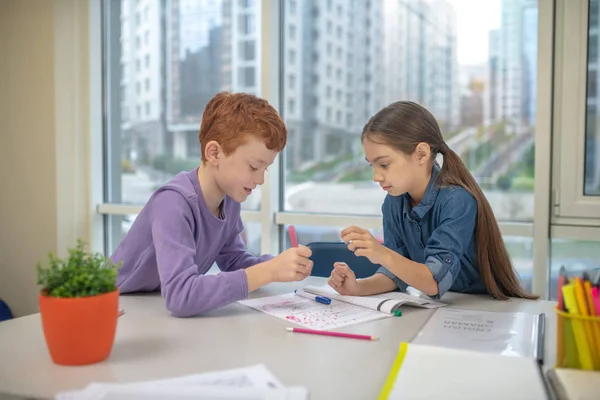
(238, 292, 390, 330)
(412, 308, 542, 358)
(59, 386, 308, 400)
(55, 364, 291, 400)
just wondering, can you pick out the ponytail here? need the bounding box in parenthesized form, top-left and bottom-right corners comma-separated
(438, 146, 539, 300)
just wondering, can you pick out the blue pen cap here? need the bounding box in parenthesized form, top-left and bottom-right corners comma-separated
(315, 296, 332, 305)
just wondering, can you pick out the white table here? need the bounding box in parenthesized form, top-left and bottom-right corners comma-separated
(0, 277, 557, 399)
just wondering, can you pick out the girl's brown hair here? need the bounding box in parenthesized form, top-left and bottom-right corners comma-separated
(362, 101, 538, 300)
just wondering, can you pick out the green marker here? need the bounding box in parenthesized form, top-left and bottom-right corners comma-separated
(394, 310, 402, 317)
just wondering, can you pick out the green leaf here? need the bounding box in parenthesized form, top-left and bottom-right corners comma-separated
(36, 239, 122, 298)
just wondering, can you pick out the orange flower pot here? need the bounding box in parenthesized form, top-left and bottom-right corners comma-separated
(39, 289, 119, 366)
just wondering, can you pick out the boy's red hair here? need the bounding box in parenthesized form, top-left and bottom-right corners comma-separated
(199, 92, 287, 162)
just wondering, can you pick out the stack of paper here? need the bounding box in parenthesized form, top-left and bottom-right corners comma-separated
(380, 343, 548, 400)
(412, 308, 544, 360)
(55, 365, 307, 400)
(546, 368, 600, 400)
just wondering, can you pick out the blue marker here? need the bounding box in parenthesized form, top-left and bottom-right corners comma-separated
(294, 289, 332, 305)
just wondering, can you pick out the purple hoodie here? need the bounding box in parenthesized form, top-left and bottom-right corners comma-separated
(111, 168, 272, 317)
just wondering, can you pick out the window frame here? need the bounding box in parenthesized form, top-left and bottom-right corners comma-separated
(553, 0, 600, 221)
(92, 0, 600, 300)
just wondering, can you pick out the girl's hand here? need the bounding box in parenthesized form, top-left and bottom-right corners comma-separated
(328, 262, 360, 295)
(340, 226, 389, 265)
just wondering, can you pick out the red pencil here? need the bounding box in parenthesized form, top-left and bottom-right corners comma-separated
(558, 266, 566, 311)
(287, 225, 299, 248)
(286, 327, 378, 341)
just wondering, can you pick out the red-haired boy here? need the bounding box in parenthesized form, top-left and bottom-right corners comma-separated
(111, 92, 313, 317)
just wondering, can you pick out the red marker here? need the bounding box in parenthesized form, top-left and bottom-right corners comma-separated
(288, 225, 299, 247)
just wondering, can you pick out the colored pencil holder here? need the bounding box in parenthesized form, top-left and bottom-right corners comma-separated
(555, 306, 600, 370)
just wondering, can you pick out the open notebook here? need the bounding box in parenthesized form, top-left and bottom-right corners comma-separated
(303, 285, 447, 314)
(239, 285, 445, 330)
(379, 343, 548, 400)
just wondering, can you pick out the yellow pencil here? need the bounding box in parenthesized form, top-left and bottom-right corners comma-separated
(562, 284, 594, 370)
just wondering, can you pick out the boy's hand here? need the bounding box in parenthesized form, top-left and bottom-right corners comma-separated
(341, 226, 389, 266)
(328, 262, 360, 295)
(268, 246, 313, 282)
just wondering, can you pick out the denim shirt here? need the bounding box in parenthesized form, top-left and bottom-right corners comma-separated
(377, 166, 487, 299)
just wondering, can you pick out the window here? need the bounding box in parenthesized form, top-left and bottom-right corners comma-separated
(241, 66, 256, 87)
(283, 0, 538, 221)
(99, 0, 593, 301)
(102, 0, 262, 253)
(555, 0, 600, 216)
(241, 41, 255, 61)
(240, 0, 255, 9)
(549, 237, 600, 299)
(239, 14, 254, 35)
(280, 0, 539, 288)
(587, 1, 600, 196)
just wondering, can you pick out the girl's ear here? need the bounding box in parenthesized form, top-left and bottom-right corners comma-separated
(204, 140, 221, 166)
(414, 142, 432, 165)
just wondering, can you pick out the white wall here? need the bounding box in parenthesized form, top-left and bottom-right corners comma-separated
(0, 0, 91, 317)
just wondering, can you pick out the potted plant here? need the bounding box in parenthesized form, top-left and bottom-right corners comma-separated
(36, 239, 120, 366)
